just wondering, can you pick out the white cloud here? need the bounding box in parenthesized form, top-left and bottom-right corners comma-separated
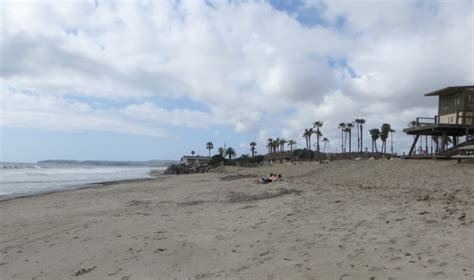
(1, 0, 472, 153)
(124, 102, 216, 128)
(0, 90, 167, 137)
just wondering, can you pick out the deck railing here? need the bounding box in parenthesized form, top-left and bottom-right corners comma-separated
(415, 116, 437, 126)
(413, 111, 474, 126)
(456, 110, 474, 125)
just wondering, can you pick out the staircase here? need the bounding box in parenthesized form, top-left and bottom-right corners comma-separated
(436, 137, 474, 158)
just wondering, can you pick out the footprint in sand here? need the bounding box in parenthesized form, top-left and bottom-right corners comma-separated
(339, 274, 351, 280)
(154, 248, 167, 253)
(431, 271, 446, 277)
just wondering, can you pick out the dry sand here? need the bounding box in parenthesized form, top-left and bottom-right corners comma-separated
(1, 159, 473, 279)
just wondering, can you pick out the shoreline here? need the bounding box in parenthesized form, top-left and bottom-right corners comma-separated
(0, 168, 165, 202)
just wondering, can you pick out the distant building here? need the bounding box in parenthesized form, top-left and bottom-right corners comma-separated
(403, 86, 474, 156)
(180, 155, 211, 165)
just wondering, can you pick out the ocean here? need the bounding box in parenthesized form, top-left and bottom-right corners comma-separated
(0, 162, 165, 200)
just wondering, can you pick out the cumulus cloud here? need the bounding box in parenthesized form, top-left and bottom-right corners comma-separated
(1, 0, 472, 153)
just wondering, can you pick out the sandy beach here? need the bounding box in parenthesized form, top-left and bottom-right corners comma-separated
(1, 159, 473, 279)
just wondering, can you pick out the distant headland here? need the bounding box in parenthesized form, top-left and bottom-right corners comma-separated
(37, 160, 177, 167)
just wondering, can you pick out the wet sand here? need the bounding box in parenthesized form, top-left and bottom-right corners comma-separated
(1, 159, 473, 279)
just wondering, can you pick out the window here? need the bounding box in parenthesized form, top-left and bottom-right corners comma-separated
(454, 97, 461, 106)
(469, 94, 473, 104)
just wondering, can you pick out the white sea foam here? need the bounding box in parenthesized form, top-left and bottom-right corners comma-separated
(0, 163, 165, 199)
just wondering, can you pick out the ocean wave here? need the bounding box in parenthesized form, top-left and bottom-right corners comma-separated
(1, 164, 40, 169)
(0, 166, 154, 199)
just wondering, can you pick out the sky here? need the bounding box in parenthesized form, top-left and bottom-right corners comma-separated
(0, 0, 473, 162)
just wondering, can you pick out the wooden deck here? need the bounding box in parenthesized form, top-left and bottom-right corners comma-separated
(403, 123, 472, 136)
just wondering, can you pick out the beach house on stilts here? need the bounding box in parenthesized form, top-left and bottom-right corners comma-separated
(403, 86, 474, 159)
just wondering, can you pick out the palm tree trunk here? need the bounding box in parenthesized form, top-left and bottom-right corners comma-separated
(316, 129, 320, 153)
(344, 132, 348, 154)
(390, 132, 393, 155)
(360, 124, 363, 153)
(305, 137, 309, 160)
(425, 136, 428, 155)
(349, 131, 352, 153)
(341, 129, 344, 156)
(356, 123, 359, 154)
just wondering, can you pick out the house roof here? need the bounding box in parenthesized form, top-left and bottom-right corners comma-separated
(424, 86, 474, 97)
(181, 156, 211, 160)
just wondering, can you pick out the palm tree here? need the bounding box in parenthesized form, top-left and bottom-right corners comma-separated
(206, 142, 214, 157)
(304, 128, 314, 150)
(346, 123, 354, 153)
(314, 130, 322, 153)
(218, 147, 224, 157)
(369, 128, 381, 153)
(380, 123, 391, 155)
(432, 136, 439, 154)
(338, 123, 346, 155)
(287, 140, 296, 151)
(390, 128, 395, 155)
(225, 147, 236, 160)
(355, 118, 365, 152)
(271, 141, 279, 153)
(302, 131, 309, 151)
(441, 135, 452, 150)
(355, 119, 361, 153)
(274, 137, 282, 152)
(267, 138, 273, 154)
(343, 127, 350, 153)
(322, 137, 329, 152)
(358, 119, 366, 152)
(280, 138, 287, 152)
(313, 121, 323, 153)
(250, 142, 256, 157)
(303, 128, 314, 160)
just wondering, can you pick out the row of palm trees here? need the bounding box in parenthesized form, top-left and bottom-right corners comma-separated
(337, 119, 367, 154)
(265, 138, 298, 154)
(302, 121, 329, 153)
(205, 142, 236, 160)
(302, 119, 396, 156)
(203, 118, 397, 161)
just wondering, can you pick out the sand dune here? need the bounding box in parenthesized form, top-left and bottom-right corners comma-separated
(1, 159, 473, 279)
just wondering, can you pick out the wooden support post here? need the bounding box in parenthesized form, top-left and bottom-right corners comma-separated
(409, 134, 419, 156)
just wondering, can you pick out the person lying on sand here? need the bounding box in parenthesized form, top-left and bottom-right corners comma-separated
(272, 174, 282, 182)
(256, 174, 282, 184)
(256, 173, 273, 184)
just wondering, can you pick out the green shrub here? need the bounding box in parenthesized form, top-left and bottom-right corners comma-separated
(209, 155, 225, 166)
